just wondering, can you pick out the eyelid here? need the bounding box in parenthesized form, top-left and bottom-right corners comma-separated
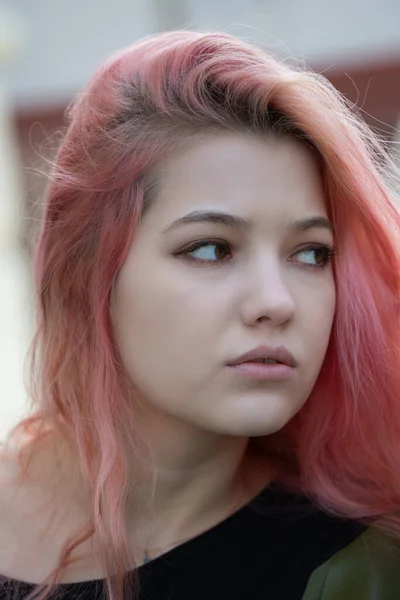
(176, 239, 333, 254)
(175, 239, 336, 269)
(176, 238, 230, 253)
(174, 239, 232, 264)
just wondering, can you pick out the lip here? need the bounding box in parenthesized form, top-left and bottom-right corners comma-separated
(227, 344, 298, 368)
(227, 362, 296, 381)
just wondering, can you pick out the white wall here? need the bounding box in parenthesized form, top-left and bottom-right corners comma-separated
(188, 0, 400, 63)
(0, 8, 33, 441)
(6, 0, 159, 109)
(5, 0, 400, 109)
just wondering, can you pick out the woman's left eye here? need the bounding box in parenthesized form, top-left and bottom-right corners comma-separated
(294, 246, 336, 269)
(176, 240, 336, 269)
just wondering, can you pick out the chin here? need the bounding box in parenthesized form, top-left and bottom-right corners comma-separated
(210, 418, 290, 438)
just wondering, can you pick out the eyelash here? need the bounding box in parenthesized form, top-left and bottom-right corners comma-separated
(175, 240, 337, 270)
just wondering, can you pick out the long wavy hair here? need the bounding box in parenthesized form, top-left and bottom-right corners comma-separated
(2, 30, 400, 600)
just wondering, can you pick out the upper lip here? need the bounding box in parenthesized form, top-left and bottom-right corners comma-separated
(227, 344, 297, 368)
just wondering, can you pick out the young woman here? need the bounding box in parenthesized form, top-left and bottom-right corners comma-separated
(0, 30, 399, 600)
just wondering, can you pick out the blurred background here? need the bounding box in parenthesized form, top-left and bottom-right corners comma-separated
(1, 0, 400, 441)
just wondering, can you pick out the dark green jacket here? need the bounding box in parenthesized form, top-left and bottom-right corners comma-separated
(302, 527, 400, 599)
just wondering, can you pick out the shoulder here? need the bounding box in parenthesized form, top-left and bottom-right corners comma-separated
(302, 526, 400, 600)
(0, 439, 91, 584)
(0, 445, 55, 583)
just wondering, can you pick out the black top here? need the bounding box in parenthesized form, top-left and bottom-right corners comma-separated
(0, 481, 368, 599)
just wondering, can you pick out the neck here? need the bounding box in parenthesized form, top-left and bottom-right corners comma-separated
(124, 408, 274, 553)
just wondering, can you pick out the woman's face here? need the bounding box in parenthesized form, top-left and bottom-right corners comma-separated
(112, 134, 336, 437)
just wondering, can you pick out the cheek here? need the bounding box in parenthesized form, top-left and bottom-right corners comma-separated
(301, 280, 336, 366)
(112, 280, 221, 413)
(112, 262, 220, 382)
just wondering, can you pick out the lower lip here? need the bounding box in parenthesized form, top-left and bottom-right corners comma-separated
(227, 362, 296, 381)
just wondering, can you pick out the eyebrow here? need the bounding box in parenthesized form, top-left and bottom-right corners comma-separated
(162, 210, 334, 235)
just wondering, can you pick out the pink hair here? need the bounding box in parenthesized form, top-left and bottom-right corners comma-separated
(2, 30, 400, 600)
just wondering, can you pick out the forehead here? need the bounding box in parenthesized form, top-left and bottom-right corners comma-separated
(147, 133, 327, 227)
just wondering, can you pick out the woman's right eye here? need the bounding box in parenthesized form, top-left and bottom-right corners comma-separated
(176, 241, 233, 264)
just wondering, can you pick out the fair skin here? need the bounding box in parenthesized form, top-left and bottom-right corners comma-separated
(112, 133, 336, 560)
(0, 133, 336, 581)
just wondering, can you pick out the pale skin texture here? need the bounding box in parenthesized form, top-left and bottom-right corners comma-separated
(0, 133, 336, 581)
(111, 133, 336, 560)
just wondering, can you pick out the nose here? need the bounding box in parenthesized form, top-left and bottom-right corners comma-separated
(239, 257, 295, 327)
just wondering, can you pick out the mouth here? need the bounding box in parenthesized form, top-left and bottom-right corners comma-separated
(244, 358, 280, 364)
(226, 361, 296, 382)
(227, 345, 297, 368)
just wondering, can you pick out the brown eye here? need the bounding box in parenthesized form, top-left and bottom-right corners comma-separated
(178, 241, 232, 263)
(294, 245, 335, 269)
